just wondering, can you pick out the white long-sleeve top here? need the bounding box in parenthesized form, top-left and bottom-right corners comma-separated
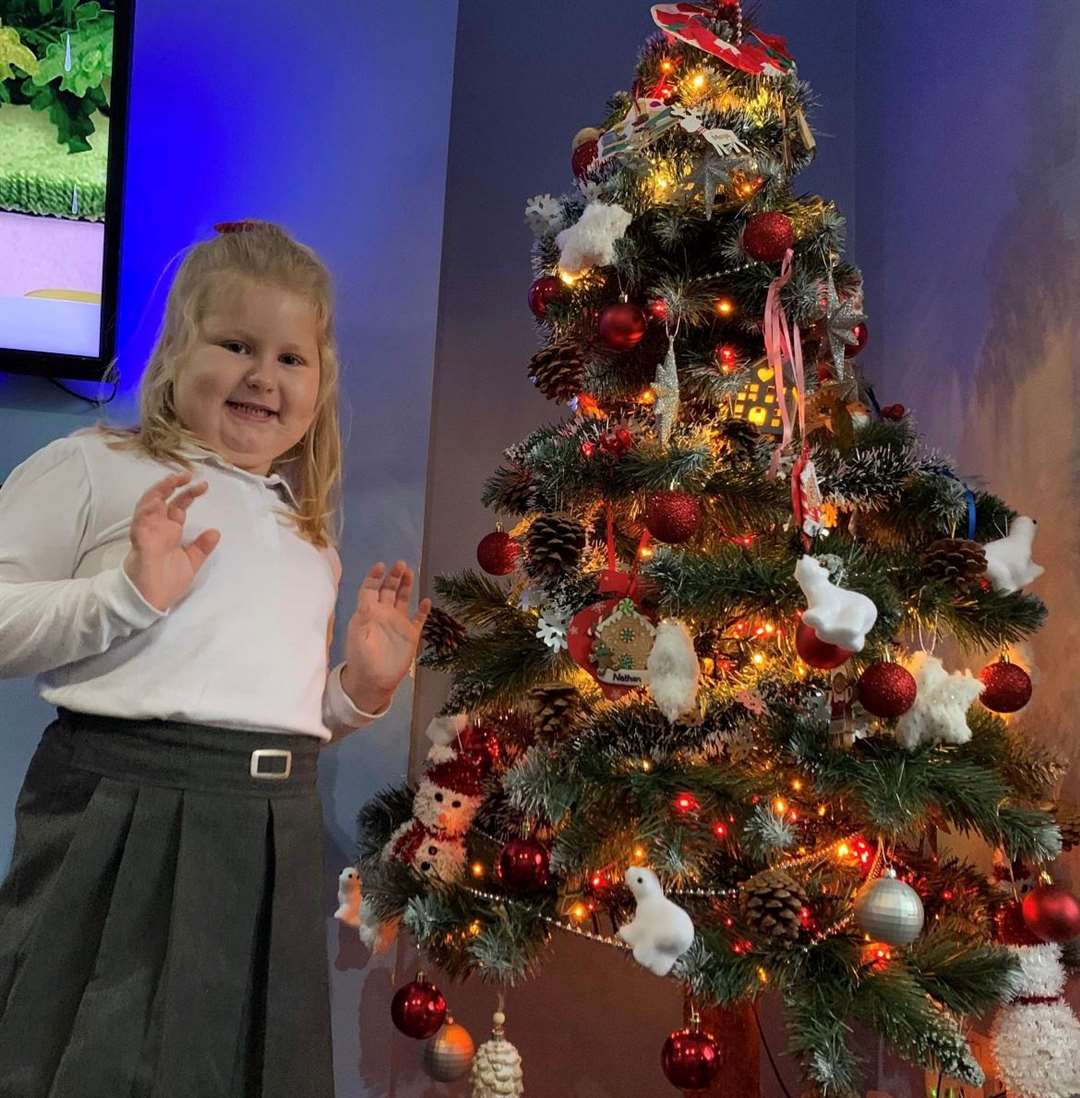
(0, 428, 383, 742)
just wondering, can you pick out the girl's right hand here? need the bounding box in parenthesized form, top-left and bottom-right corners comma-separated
(122, 472, 221, 612)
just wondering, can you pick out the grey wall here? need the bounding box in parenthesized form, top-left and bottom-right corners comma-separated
(0, 2, 457, 1096)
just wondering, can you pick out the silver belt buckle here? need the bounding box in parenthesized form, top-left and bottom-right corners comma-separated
(250, 748, 292, 780)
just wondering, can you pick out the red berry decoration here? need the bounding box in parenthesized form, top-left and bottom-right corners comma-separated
(645, 490, 701, 544)
(599, 428, 633, 456)
(742, 212, 794, 263)
(391, 978, 447, 1039)
(880, 403, 906, 420)
(978, 659, 1032, 713)
(571, 127, 600, 180)
(857, 662, 917, 719)
(661, 1027, 721, 1090)
(645, 297, 670, 321)
(528, 275, 562, 319)
(795, 618, 853, 670)
(1021, 884, 1080, 943)
(598, 302, 648, 350)
(844, 321, 869, 357)
(499, 836, 551, 892)
(476, 529, 520, 576)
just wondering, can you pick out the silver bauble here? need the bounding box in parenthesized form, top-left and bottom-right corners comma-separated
(853, 875, 924, 946)
(423, 1020, 475, 1082)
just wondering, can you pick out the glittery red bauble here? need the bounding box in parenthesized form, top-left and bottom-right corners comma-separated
(661, 1028, 722, 1090)
(498, 837, 551, 892)
(742, 212, 794, 263)
(995, 899, 1043, 946)
(646, 298, 670, 321)
(844, 321, 869, 357)
(979, 660, 1032, 713)
(1022, 884, 1080, 943)
(645, 490, 701, 544)
(598, 302, 648, 350)
(857, 662, 917, 719)
(528, 275, 562, 319)
(476, 530, 520, 575)
(391, 979, 447, 1039)
(795, 619, 853, 670)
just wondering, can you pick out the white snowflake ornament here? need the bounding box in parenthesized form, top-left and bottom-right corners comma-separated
(535, 602, 571, 652)
(524, 192, 565, 237)
(617, 866, 695, 976)
(894, 651, 984, 750)
(795, 555, 877, 652)
(983, 516, 1044, 594)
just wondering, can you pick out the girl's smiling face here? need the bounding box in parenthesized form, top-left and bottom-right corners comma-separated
(173, 276, 322, 475)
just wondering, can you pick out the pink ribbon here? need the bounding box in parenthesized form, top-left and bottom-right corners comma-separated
(763, 248, 805, 480)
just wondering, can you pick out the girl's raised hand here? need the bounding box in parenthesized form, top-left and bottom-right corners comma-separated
(340, 561, 431, 714)
(122, 472, 221, 612)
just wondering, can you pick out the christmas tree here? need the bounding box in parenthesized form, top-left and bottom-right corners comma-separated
(356, 3, 1080, 1093)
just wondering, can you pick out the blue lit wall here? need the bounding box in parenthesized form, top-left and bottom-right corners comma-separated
(0, 2, 457, 1095)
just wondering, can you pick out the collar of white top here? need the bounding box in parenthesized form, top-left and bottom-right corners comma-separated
(178, 441, 300, 509)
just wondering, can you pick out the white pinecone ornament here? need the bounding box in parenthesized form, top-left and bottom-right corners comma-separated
(470, 1009, 524, 1097)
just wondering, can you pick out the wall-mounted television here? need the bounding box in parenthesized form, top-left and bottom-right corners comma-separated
(0, 0, 134, 381)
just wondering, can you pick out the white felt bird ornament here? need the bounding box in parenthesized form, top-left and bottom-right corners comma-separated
(983, 516, 1044, 594)
(794, 555, 878, 652)
(617, 866, 695, 976)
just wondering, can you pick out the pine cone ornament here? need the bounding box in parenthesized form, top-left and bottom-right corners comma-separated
(718, 417, 760, 456)
(470, 1009, 524, 1098)
(529, 684, 579, 737)
(422, 607, 468, 658)
(525, 514, 586, 578)
(527, 342, 585, 404)
(922, 538, 988, 586)
(493, 465, 536, 515)
(741, 869, 809, 945)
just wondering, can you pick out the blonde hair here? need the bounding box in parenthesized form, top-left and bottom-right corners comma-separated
(96, 221, 342, 548)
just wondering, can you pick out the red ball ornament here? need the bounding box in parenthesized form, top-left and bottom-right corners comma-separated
(1021, 884, 1080, 943)
(645, 490, 701, 544)
(795, 618, 853, 670)
(742, 212, 794, 264)
(499, 837, 551, 892)
(881, 403, 906, 421)
(598, 302, 648, 350)
(476, 530, 520, 576)
(661, 1027, 722, 1090)
(979, 660, 1032, 713)
(857, 662, 917, 719)
(528, 275, 562, 319)
(645, 297, 670, 322)
(844, 321, 869, 357)
(571, 127, 600, 180)
(391, 979, 447, 1039)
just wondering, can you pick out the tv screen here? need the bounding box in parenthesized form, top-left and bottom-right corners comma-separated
(0, 0, 133, 381)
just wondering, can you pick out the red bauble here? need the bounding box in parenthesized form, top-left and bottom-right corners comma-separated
(995, 899, 1044, 946)
(476, 530, 520, 575)
(857, 662, 917, 719)
(457, 724, 500, 773)
(571, 127, 600, 180)
(661, 1028, 722, 1090)
(979, 660, 1032, 713)
(645, 297, 670, 322)
(881, 403, 906, 420)
(645, 490, 701, 544)
(598, 302, 648, 350)
(391, 979, 447, 1039)
(499, 836, 551, 892)
(742, 212, 794, 264)
(795, 618, 853, 670)
(528, 275, 562, 319)
(1021, 884, 1080, 943)
(844, 321, 869, 357)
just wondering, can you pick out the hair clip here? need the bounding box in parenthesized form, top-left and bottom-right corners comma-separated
(214, 220, 259, 234)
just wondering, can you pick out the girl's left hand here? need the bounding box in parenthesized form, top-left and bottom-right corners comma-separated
(341, 561, 431, 714)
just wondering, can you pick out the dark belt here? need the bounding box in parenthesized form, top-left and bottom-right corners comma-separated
(52, 706, 321, 796)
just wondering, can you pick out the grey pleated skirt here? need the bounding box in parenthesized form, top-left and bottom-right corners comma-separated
(0, 706, 335, 1098)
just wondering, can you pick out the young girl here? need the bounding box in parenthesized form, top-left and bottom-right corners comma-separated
(0, 220, 429, 1097)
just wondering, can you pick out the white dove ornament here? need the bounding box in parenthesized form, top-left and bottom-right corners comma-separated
(617, 866, 695, 977)
(794, 556, 877, 652)
(983, 516, 1044, 594)
(334, 866, 361, 927)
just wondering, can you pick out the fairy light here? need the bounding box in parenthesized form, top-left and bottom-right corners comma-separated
(633, 845, 647, 861)
(570, 902, 589, 922)
(469, 920, 482, 936)
(713, 821, 728, 839)
(757, 966, 768, 984)
(691, 72, 707, 90)
(638, 544, 655, 560)
(817, 804, 827, 817)
(836, 842, 851, 859)
(638, 387, 657, 405)
(471, 861, 486, 879)
(714, 296, 735, 317)
(752, 652, 765, 666)
(674, 793, 700, 814)
(791, 778, 803, 792)
(558, 269, 578, 286)
(640, 758, 654, 772)
(773, 798, 787, 816)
